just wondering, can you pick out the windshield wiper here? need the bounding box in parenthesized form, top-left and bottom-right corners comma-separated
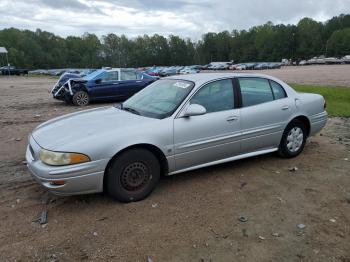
(122, 106, 141, 115)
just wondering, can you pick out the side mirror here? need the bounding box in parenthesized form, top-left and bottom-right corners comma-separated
(95, 78, 102, 84)
(183, 104, 206, 117)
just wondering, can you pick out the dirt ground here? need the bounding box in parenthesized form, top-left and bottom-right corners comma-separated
(0, 67, 349, 261)
(209, 64, 350, 87)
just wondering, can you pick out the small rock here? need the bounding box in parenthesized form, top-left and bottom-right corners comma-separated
(147, 257, 154, 262)
(276, 197, 285, 203)
(39, 210, 48, 225)
(41, 224, 47, 228)
(11, 204, 15, 208)
(205, 242, 209, 247)
(329, 218, 336, 223)
(238, 216, 248, 222)
(16, 199, 20, 204)
(242, 229, 248, 237)
(289, 166, 298, 172)
(239, 182, 247, 189)
(313, 249, 320, 254)
(15, 138, 22, 142)
(22, 160, 27, 165)
(272, 232, 280, 237)
(193, 244, 197, 248)
(34, 114, 41, 118)
(258, 236, 265, 240)
(297, 224, 306, 229)
(274, 171, 281, 174)
(93, 232, 98, 236)
(344, 158, 348, 161)
(151, 203, 158, 208)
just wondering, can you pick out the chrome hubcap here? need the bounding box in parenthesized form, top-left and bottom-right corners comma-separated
(76, 92, 88, 105)
(286, 127, 304, 152)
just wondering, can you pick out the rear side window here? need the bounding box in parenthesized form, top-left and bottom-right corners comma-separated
(121, 71, 137, 80)
(270, 80, 287, 100)
(191, 79, 234, 113)
(238, 78, 274, 107)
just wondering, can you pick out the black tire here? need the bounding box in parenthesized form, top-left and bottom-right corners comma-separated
(106, 148, 160, 202)
(278, 120, 307, 158)
(72, 91, 89, 106)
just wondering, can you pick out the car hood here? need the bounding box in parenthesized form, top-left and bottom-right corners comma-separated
(32, 106, 156, 150)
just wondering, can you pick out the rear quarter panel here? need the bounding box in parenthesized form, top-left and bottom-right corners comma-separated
(295, 93, 327, 135)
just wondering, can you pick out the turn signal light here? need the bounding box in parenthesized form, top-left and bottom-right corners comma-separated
(49, 181, 65, 186)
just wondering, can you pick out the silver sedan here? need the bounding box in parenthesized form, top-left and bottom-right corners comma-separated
(26, 73, 327, 202)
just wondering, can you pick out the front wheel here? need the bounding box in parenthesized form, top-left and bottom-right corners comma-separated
(72, 91, 89, 106)
(278, 120, 307, 158)
(106, 148, 160, 202)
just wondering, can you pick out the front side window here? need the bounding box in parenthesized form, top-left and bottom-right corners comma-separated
(121, 70, 137, 80)
(270, 80, 287, 100)
(190, 79, 234, 113)
(238, 78, 274, 107)
(122, 79, 194, 119)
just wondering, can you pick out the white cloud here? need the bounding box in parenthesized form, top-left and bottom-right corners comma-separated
(0, 0, 349, 39)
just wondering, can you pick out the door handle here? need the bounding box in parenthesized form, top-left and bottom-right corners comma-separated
(112, 83, 119, 85)
(226, 116, 238, 122)
(136, 80, 142, 83)
(281, 105, 289, 110)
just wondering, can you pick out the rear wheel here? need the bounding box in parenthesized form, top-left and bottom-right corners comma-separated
(72, 91, 89, 106)
(278, 120, 307, 158)
(106, 148, 160, 202)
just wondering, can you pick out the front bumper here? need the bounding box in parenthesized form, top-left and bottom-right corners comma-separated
(25, 136, 109, 196)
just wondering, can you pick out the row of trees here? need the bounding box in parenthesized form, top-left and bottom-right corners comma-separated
(0, 14, 349, 69)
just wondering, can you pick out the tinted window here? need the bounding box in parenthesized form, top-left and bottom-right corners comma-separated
(270, 80, 287, 99)
(102, 71, 119, 82)
(121, 70, 137, 80)
(190, 79, 234, 113)
(239, 78, 274, 107)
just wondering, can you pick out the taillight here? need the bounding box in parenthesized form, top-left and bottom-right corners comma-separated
(324, 99, 327, 110)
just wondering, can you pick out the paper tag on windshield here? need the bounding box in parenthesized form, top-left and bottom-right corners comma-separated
(174, 82, 190, 89)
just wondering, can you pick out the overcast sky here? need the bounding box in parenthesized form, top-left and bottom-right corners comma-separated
(1, 0, 350, 39)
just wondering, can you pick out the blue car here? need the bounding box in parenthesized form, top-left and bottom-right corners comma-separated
(52, 68, 158, 106)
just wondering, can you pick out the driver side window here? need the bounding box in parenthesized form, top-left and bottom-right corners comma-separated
(190, 79, 234, 113)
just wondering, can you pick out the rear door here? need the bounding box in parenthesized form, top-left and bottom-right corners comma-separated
(237, 77, 294, 153)
(174, 79, 241, 171)
(119, 70, 145, 98)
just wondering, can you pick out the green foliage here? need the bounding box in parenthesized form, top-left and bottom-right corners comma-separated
(291, 84, 350, 117)
(0, 14, 349, 69)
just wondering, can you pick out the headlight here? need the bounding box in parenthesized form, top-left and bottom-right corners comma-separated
(39, 149, 90, 166)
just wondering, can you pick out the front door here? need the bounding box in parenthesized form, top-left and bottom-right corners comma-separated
(174, 79, 241, 171)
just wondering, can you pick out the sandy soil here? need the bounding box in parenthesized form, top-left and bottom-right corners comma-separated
(207, 64, 350, 87)
(0, 71, 349, 261)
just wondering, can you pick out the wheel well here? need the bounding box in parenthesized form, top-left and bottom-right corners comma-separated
(103, 144, 169, 191)
(291, 115, 311, 136)
(72, 83, 88, 93)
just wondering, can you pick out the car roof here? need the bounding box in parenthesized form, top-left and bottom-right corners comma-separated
(166, 72, 278, 86)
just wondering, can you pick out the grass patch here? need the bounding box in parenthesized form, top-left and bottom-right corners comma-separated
(290, 84, 350, 117)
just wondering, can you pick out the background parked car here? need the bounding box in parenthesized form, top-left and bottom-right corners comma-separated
(52, 68, 158, 106)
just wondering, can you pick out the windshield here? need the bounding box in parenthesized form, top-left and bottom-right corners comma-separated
(83, 69, 105, 81)
(122, 79, 194, 119)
